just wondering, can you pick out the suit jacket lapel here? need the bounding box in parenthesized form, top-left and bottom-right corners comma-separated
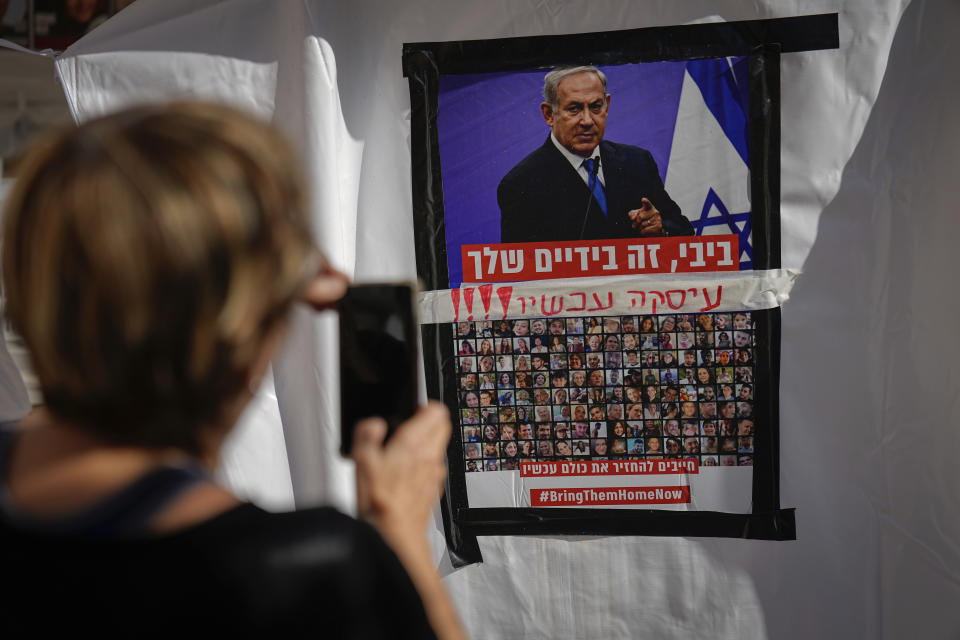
(540, 137, 607, 237)
(599, 141, 631, 235)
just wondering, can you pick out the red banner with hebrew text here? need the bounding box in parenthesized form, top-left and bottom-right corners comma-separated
(462, 236, 739, 283)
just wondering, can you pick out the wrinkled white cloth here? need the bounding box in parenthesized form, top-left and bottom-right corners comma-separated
(50, 2, 960, 639)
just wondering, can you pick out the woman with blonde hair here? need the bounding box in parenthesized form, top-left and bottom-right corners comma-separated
(0, 103, 462, 638)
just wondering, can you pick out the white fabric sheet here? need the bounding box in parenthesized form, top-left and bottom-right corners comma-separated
(52, 1, 960, 638)
(0, 179, 32, 422)
(0, 320, 30, 423)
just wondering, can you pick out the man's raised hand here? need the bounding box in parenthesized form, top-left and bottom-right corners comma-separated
(628, 197, 664, 236)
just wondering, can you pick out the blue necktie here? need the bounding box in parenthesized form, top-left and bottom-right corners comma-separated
(582, 157, 608, 217)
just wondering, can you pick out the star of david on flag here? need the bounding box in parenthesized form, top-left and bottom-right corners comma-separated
(665, 56, 754, 270)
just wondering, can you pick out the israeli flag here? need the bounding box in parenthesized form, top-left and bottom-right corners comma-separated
(665, 57, 754, 269)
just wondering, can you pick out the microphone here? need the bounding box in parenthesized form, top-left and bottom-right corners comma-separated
(577, 156, 602, 240)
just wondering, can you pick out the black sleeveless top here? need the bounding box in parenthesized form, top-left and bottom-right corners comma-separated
(0, 423, 435, 638)
(0, 422, 213, 538)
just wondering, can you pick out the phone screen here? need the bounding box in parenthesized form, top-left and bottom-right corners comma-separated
(338, 284, 419, 455)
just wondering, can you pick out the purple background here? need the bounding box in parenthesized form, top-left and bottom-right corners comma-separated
(437, 61, 687, 287)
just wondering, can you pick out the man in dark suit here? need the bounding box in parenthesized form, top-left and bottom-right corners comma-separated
(498, 66, 694, 243)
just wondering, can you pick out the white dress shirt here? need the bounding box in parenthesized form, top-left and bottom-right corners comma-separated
(550, 133, 606, 187)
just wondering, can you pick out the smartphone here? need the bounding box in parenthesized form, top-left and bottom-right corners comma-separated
(338, 283, 419, 456)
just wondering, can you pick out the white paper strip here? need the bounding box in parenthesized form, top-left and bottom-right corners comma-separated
(418, 269, 799, 324)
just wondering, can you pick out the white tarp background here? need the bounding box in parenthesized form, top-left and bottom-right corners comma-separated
(4, 0, 947, 636)
(0, 180, 30, 422)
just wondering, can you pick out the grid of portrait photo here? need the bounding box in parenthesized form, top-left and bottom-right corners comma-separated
(455, 312, 757, 472)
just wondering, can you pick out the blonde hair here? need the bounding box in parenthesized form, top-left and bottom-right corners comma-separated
(2, 102, 314, 451)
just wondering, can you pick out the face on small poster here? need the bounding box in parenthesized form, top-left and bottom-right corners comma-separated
(436, 59, 757, 513)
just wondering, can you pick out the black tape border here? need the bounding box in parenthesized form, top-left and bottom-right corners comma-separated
(402, 14, 839, 76)
(405, 14, 837, 566)
(459, 507, 796, 540)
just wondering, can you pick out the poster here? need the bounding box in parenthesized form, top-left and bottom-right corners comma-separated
(0, 0, 139, 51)
(445, 59, 759, 509)
(0, 0, 29, 45)
(405, 15, 837, 563)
